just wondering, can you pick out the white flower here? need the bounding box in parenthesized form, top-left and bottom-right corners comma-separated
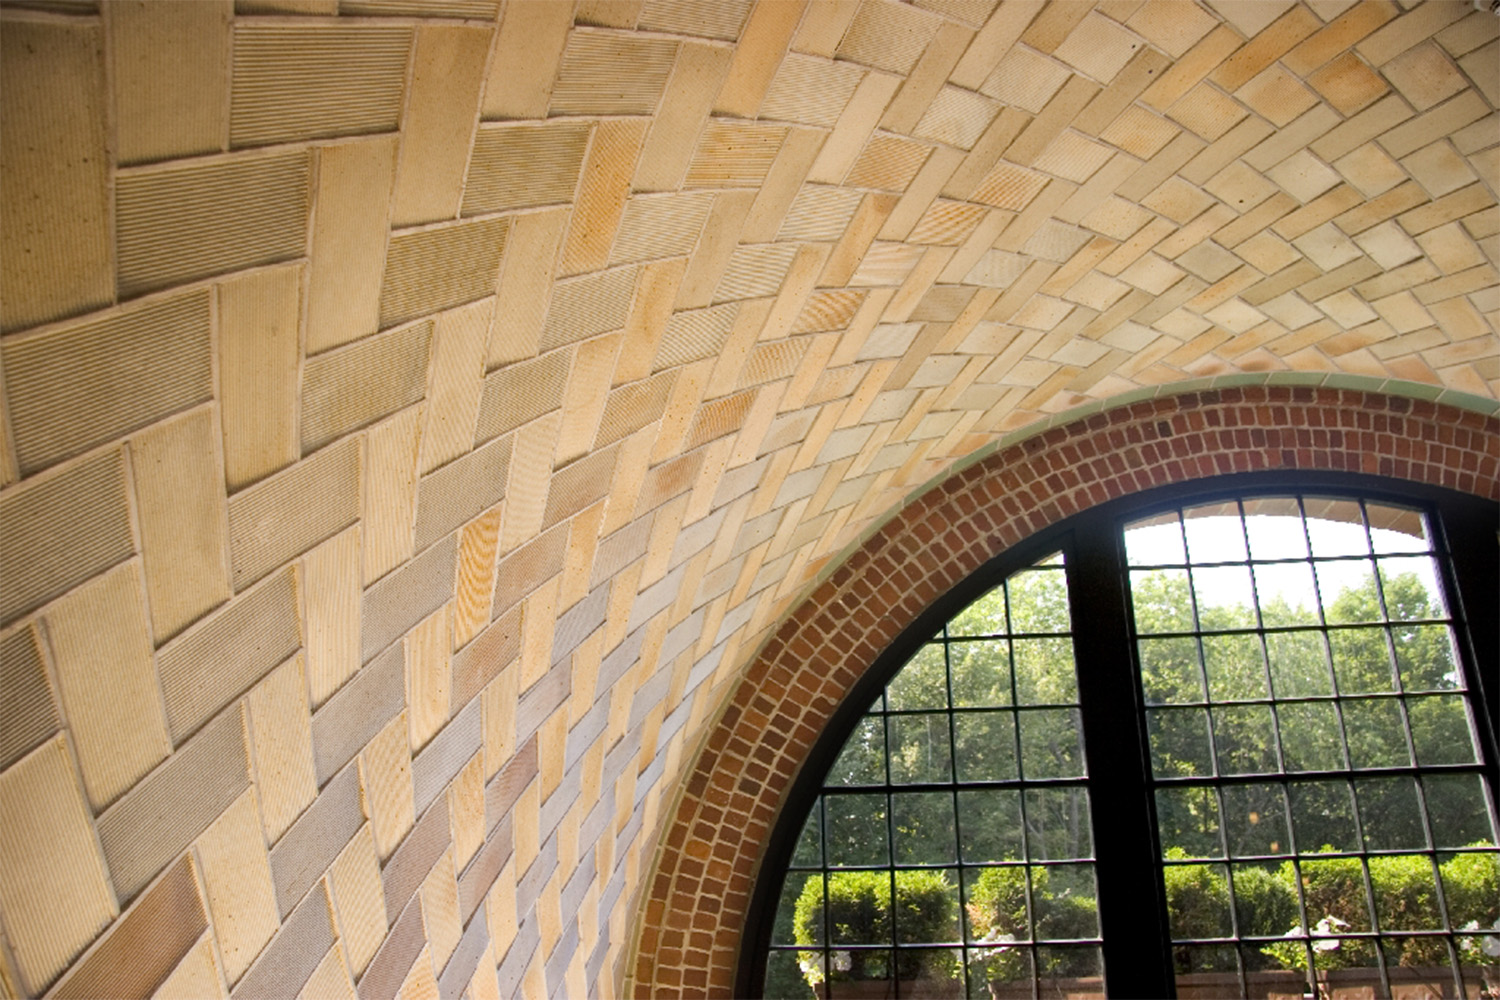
(1311, 914, 1348, 952)
(833, 951, 852, 972)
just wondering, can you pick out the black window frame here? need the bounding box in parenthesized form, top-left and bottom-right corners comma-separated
(741, 470, 1499, 998)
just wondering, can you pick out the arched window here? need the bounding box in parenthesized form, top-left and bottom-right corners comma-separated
(751, 475, 1498, 999)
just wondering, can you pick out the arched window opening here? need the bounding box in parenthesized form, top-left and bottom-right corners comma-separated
(751, 477, 1499, 1000)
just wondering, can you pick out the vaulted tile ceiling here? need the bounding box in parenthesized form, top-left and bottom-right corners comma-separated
(0, 0, 1496, 997)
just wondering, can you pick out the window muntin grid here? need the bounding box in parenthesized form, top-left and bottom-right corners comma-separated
(765, 554, 1102, 999)
(1126, 497, 1499, 999)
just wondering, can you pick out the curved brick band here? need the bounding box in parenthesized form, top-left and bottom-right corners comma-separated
(630, 385, 1500, 997)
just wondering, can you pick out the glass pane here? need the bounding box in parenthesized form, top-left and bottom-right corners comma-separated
(1440, 851, 1500, 930)
(1394, 624, 1462, 691)
(1035, 946, 1101, 998)
(1011, 638, 1077, 705)
(775, 873, 815, 944)
(894, 949, 962, 996)
(892, 792, 956, 865)
(823, 872, 895, 944)
(1254, 563, 1319, 627)
(1356, 777, 1427, 852)
(949, 639, 1012, 708)
(1318, 560, 1380, 623)
(1266, 630, 1332, 697)
(1366, 503, 1429, 553)
(1423, 775, 1497, 849)
(1184, 505, 1247, 563)
(1213, 704, 1279, 775)
(1131, 569, 1194, 633)
(1018, 708, 1084, 779)
(1407, 694, 1476, 766)
(1378, 555, 1447, 619)
(1163, 862, 1233, 938)
(1006, 569, 1070, 634)
(1342, 698, 1411, 769)
(1243, 499, 1306, 560)
(1299, 856, 1373, 931)
(793, 806, 823, 867)
(1230, 862, 1300, 937)
(893, 871, 960, 944)
(953, 712, 1018, 782)
(949, 585, 1008, 637)
(969, 938, 1032, 997)
(1201, 633, 1268, 701)
(1034, 865, 1098, 940)
(965, 866, 1032, 945)
(825, 950, 891, 991)
(1222, 784, 1290, 857)
(793, 875, 828, 946)
(1370, 855, 1442, 930)
(1290, 781, 1358, 853)
(1147, 707, 1213, 778)
(826, 795, 890, 866)
(827, 717, 885, 786)
(888, 714, 954, 784)
(1328, 626, 1396, 693)
(888, 644, 948, 711)
(1139, 636, 1204, 705)
(764, 949, 815, 1000)
(1157, 786, 1223, 859)
(1126, 511, 1185, 566)
(1192, 566, 1257, 629)
(958, 790, 1023, 863)
(1382, 939, 1457, 990)
(1277, 701, 1345, 772)
(1024, 787, 1093, 862)
(1305, 499, 1369, 557)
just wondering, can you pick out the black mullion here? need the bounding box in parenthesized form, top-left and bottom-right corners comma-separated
(1345, 776, 1394, 1000)
(1001, 577, 1039, 1000)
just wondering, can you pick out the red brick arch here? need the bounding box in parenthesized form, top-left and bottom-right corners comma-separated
(630, 385, 1500, 997)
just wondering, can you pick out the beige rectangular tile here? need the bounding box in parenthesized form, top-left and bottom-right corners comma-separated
(639, 0, 750, 38)
(405, 606, 452, 752)
(44, 563, 169, 811)
(487, 208, 570, 368)
(96, 706, 249, 902)
(301, 528, 361, 710)
(392, 25, 491, 227)
(412, 434, 512, 553)
(50, 855, 205, 1000)
(420, 850, 463, 973)
(230, 878, 334, 999)
(0, 17, 112, 333)
(740, 128, 826, 243)
(396, 944, 439, 1000)
(685, 120, 789, 190)
(462, 122, 591, 217)
(678, 190, 758, 309)
(296, 938, 352, 1000)
(836, 0, 944, 74)
(230, 22, 411, 148)
(246, 655, 318, 843)
(549, 30, 678, 117)
(481, 0, 573, 119)
(309, 643, 403, 789)
(152, 935, 225, 1000)
(556, 336, 623, 465)
(635, 44, 735, 193)
(328, 824, 387, 978)
(363, 407, 423, 587)
(502, 412, 562, 553)
(158, 568, 301, 744)
(714, 0, 806, 117)
(116, 149, 310, 299)
(3, 289, 213, 478)
(447, 747, 486, 874)
(421, 300, 492, 474)
(0, 736, 116, 996)
(761, 53, 865, 129)
(361, 534, 457, 663)
(792, 0, 858, 57)
(807, 71, 905, 184)
(194, 789, 279, 986)
(951, 0, 1046, 89)
(0, 625, 60, 772)
(882, 22, 974, 134)
(266, 762, 361, 919)
(109, 0, 229, 165)
(227, 438, 361, 593)
(561, 119, 649, 277)
(219, 266, 300, 492)
(307, 136, 398, 357)
(611, 192, 714, 266)
(379, 217, 510, 331)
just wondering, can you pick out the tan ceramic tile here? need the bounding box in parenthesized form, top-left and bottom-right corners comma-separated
(453, 507, 503, 650)
(488, 208, 570, 368)
(447, 752, 486, 874)
(421, 300, 492, 475)
(327, 824, 386, 977)
(194, 789, 279, 986)
(300, 528, 361, 709)
(0, 736, 117, 995)
(1126, 0, 1218, 57)
(419, 848, 463, 971)
(1402, 141, 1478, 198)
(108, 0, 229, 165)
(391, 25, 492, 227)
(131, 408, 231, 642)
(0, 18, 112, 332)
(246, 655, 318, 843)
(296, 944, 353, 1000)
(807, 71, 905, 185)
(714, 0, 807, 116)
(151, 935, 225, 1000)
(360, 711, 415, 860)
(635, 44, 735, 192)
(219, 265, 300, 491)
(396, 945, 439, 1000)
(306, 136, 398, 356)
(561, 118, 649, 276)
(45, 562, 170, 810)
(405, 605, 453, 752)
(363, 407, 423, 587)
(549, 30, 677, 118)
(481, 0, 573, 119)
(1053, 11, 1146, 83)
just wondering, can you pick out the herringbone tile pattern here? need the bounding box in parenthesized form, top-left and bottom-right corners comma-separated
(0, 1, 1494, 997)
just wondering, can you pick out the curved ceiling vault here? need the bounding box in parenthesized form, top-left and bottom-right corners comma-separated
(0, 0, 1496, 998)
